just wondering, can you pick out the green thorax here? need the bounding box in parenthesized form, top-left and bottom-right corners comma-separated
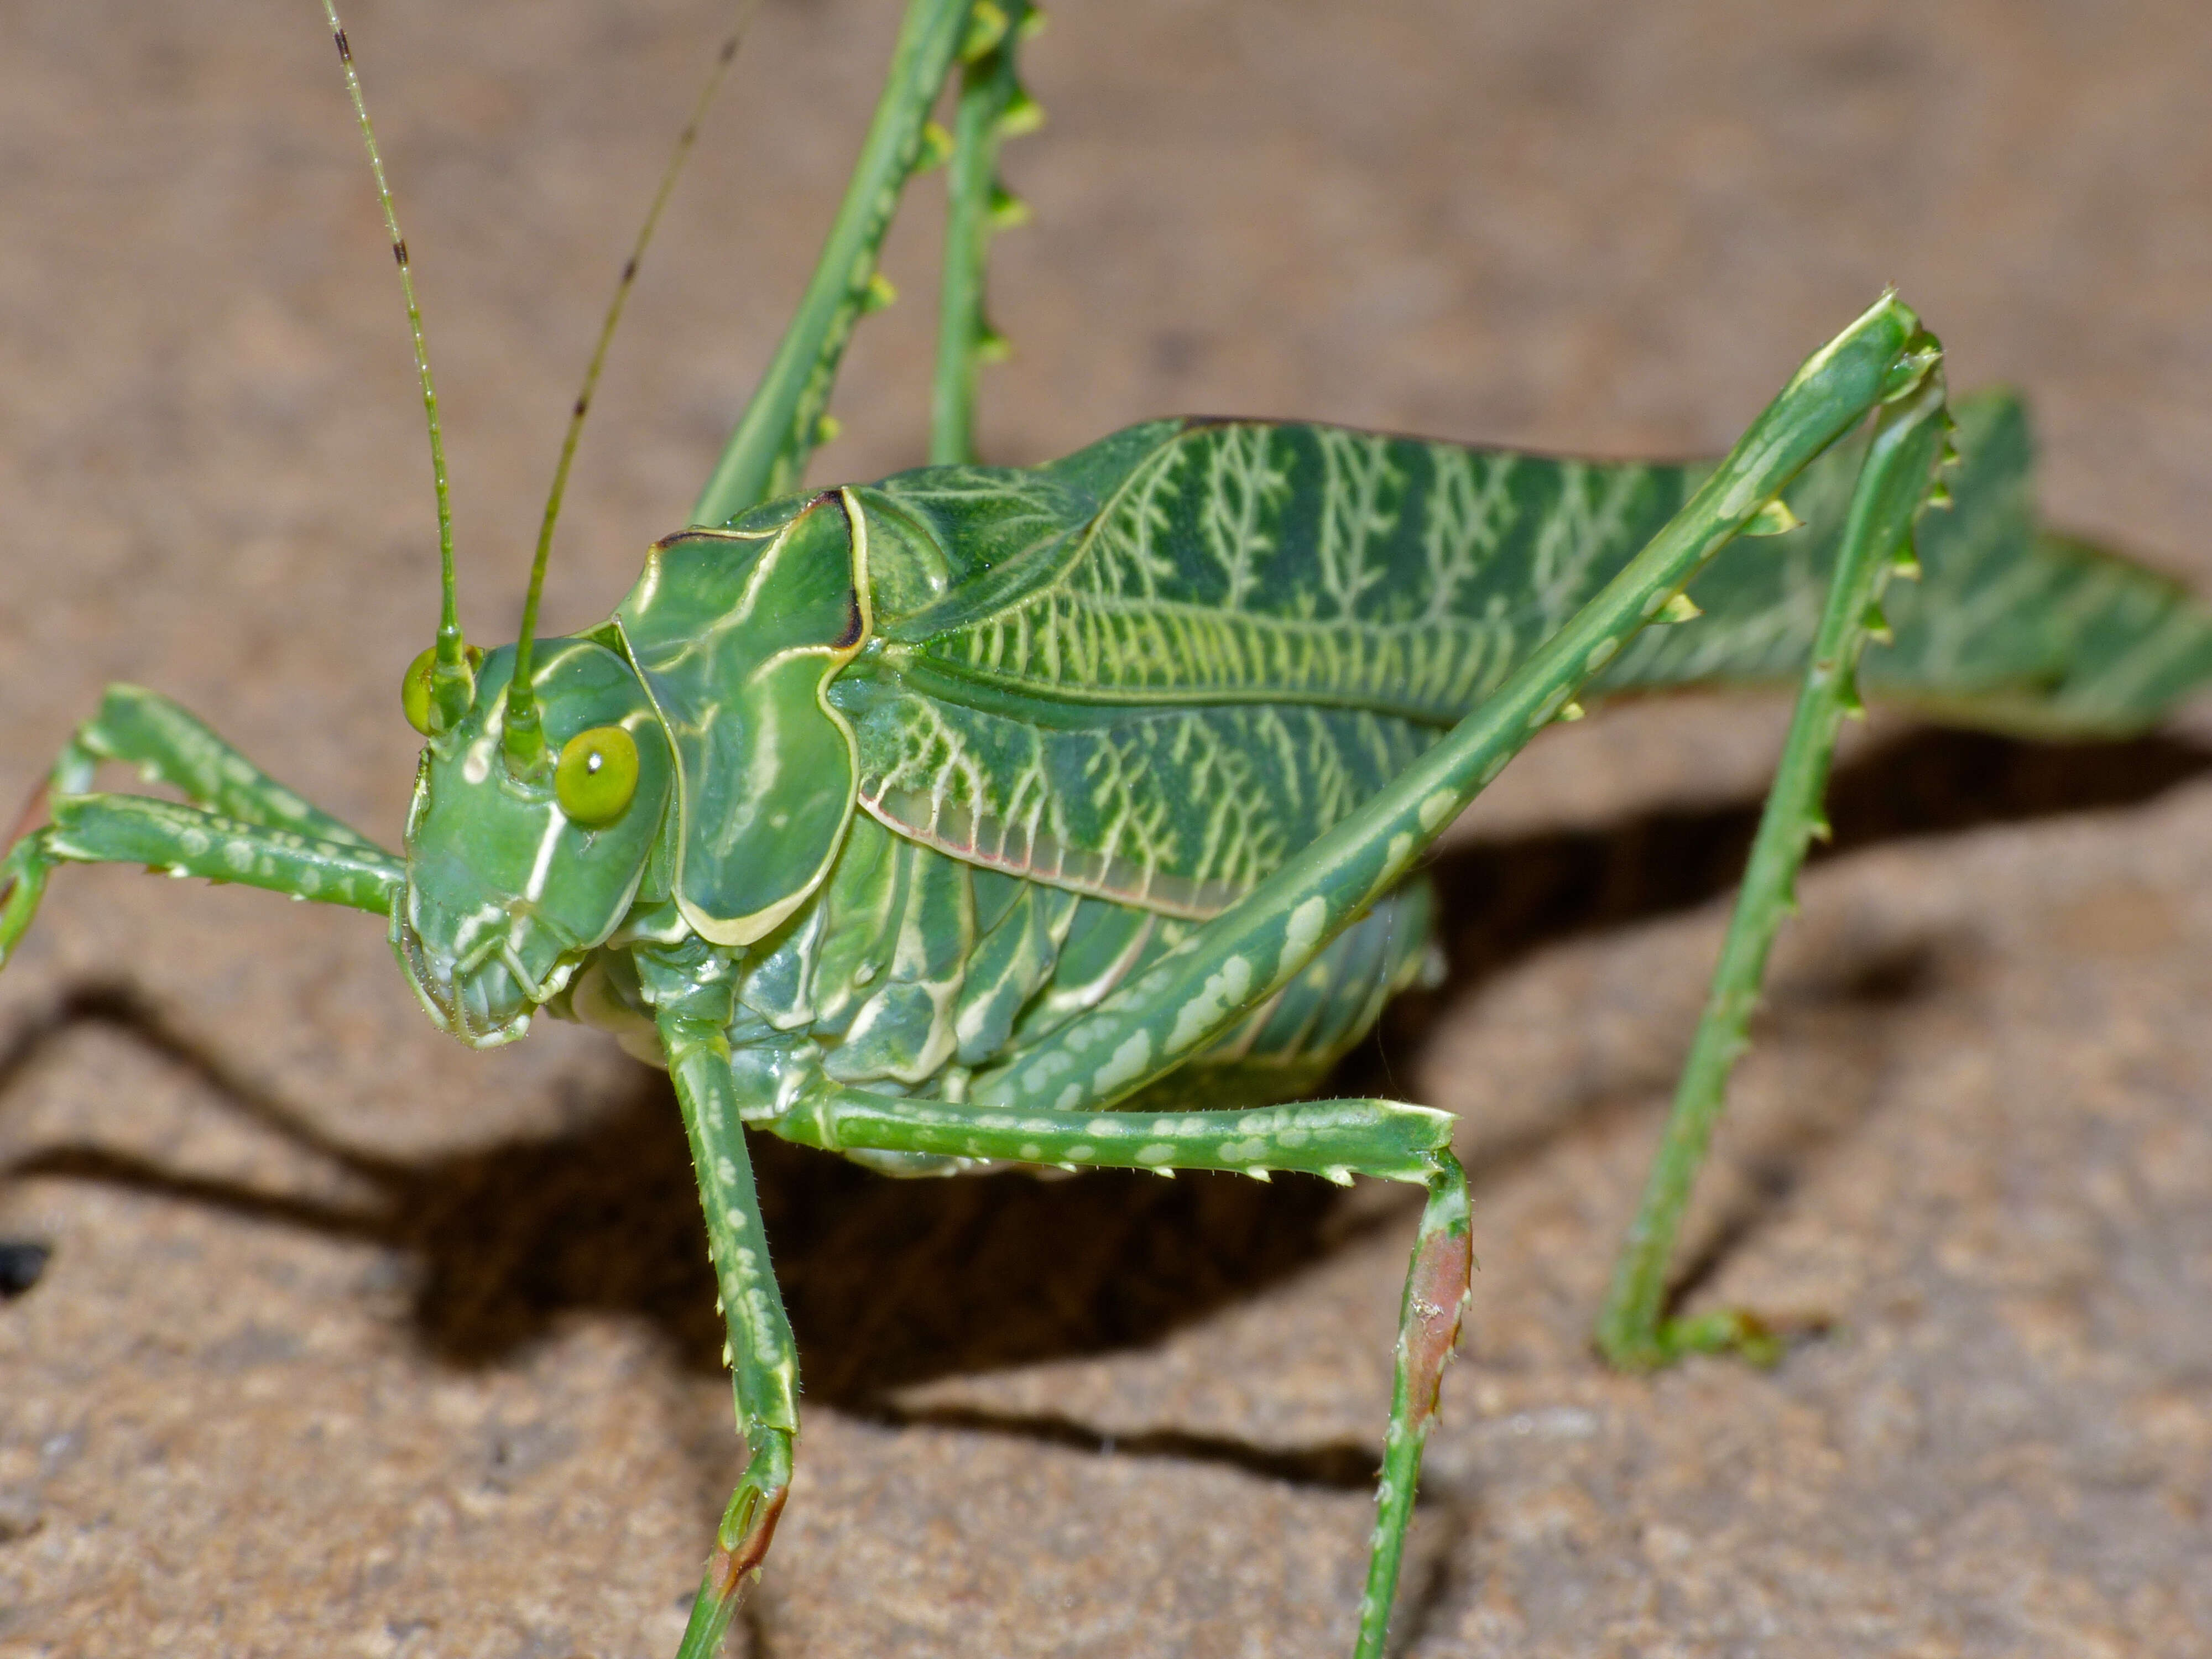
(614, 490, 870, 947)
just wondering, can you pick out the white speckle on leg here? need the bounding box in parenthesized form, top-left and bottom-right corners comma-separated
(1282, 899, 1327, 967)
(1166, 954, 1253, 1051)
(1091, 1031, 1153, 1094)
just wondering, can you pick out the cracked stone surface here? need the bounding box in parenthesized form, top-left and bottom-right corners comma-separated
(3, 1, 2211, 1655)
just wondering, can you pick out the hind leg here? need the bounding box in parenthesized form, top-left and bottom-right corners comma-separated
(1595, 368, 1954, 1369)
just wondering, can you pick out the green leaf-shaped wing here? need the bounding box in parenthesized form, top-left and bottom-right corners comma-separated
(841, 397, 2211, 916)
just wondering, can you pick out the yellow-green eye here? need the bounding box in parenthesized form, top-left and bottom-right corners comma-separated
(555, 724, 639, 825)
(401, 646, 439, 735)
(401, 645, 482, 736)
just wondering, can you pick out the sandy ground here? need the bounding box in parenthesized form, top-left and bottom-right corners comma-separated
(3, 1, 2211, 1655)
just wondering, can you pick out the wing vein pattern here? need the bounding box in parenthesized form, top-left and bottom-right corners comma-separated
(832, 396, 2212, 917)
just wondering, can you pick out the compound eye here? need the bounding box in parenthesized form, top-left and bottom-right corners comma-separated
(555, 725, 639, 825)
(401, 644, 482, 736)
(401, 647, 439, 735)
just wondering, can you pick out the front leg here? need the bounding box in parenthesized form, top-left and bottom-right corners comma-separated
(48, 683, 386, 846)
(3, 795, 402, 963)
(2, 686, 399, 969)
(654, 998, 800, 1659)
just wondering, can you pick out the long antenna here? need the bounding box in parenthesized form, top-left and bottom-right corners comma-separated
(503, 4, 761, 778)
(319, 0, 470, 730)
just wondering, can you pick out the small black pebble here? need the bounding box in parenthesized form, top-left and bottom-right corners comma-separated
(0, 1240, 51, 1298)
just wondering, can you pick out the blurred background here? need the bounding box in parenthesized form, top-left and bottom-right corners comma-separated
(3, 2, 2210, 1653)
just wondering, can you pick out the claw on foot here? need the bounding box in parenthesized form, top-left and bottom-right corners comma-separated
(0, 832, 51, 970)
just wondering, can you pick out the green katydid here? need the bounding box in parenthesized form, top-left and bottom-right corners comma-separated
(6, 2, 2212, 1656)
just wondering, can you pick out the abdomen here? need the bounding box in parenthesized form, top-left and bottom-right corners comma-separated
(732, 813, 1436, 1115)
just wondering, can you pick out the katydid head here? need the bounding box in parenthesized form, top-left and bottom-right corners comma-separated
(395, 637, 672, 1046)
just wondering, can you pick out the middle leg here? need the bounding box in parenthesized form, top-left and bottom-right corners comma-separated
(770, 1081, 1473, 1659)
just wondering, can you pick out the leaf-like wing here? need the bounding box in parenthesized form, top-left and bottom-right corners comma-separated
(831, 657, 1428, 917)
(843, 395, 2212, 915)
(873, 419, 1694, 722)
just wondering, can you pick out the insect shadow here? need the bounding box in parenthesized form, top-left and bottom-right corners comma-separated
(3, 724, 2206, 1431)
